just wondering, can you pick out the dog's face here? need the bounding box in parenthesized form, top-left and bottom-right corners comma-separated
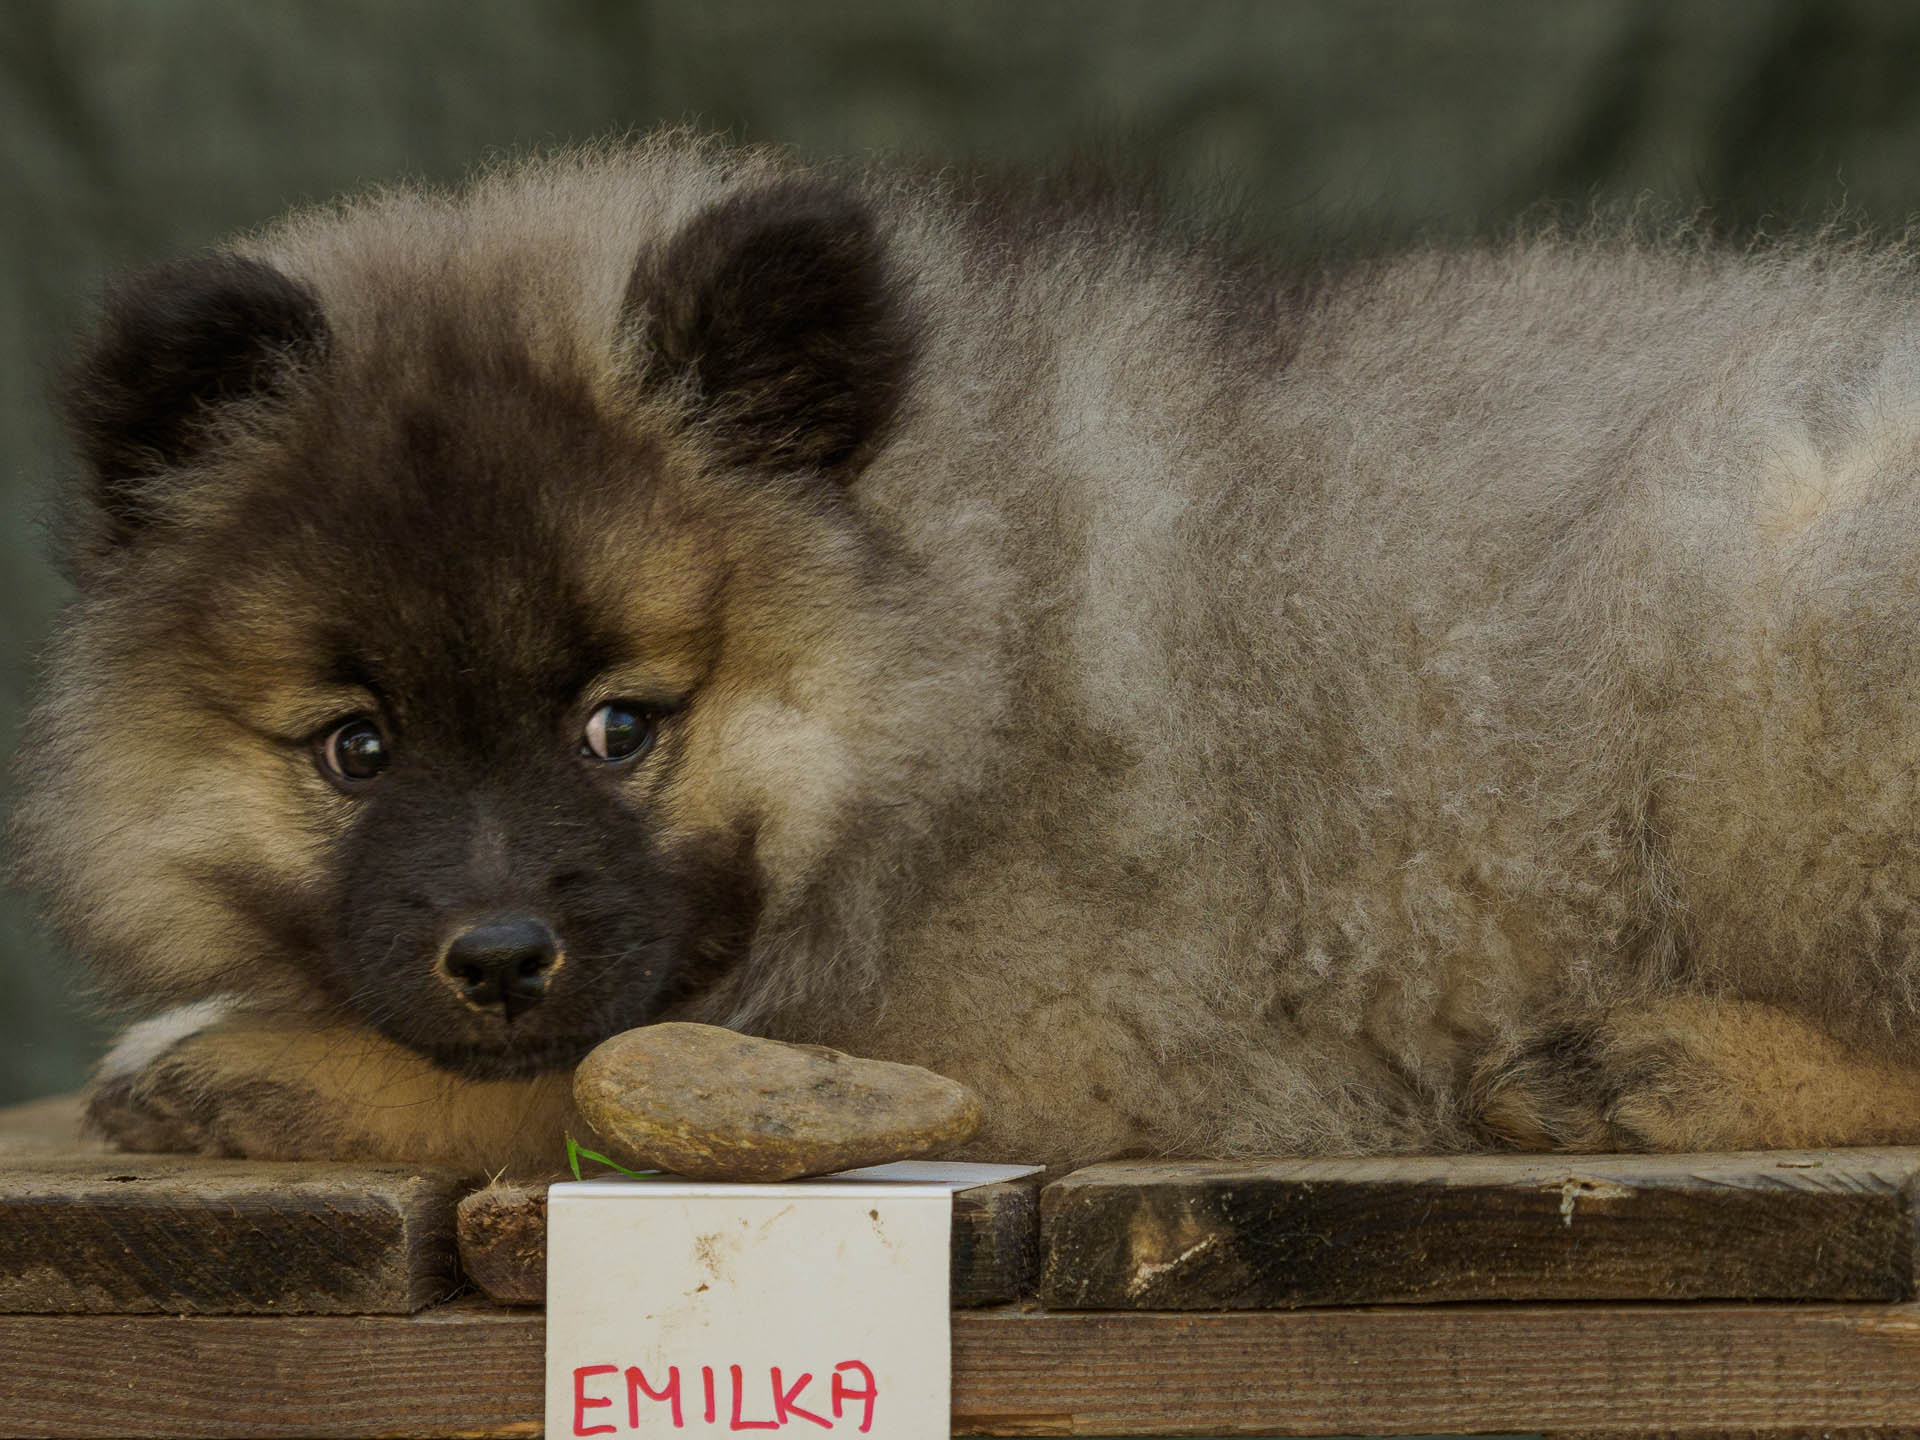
(14, 170, 947, 1077)
(146, 359, 774, 1077)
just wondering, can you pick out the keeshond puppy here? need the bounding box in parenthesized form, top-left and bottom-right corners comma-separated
(17, 133, 1920, 1174)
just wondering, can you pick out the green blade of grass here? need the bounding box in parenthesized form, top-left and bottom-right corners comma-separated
(565, 1133, 662, 1180)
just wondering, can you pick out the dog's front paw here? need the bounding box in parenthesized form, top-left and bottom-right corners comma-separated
(86, 1056, 231, 1156)
(83, 1004, 579, 1171)
(84, 1000, 322, 1159)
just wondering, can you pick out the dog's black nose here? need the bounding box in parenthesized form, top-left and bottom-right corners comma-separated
(439, 918, 560, 1020)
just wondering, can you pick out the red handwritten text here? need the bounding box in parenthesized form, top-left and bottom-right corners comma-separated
(573, 1361, 879, 1434)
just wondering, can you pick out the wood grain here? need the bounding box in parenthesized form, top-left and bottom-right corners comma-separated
(1041, 1149, 1920, 1308)
(457, 1175, 1041, 1306)
(12, 1298, 1920, 1436)
(947, 1178, 1041, 1306)
(455, 1179, 552, 1306)
(0, 1150, 467, 1315)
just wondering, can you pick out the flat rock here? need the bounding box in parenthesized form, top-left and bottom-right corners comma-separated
(573, 1023, 983, 1182)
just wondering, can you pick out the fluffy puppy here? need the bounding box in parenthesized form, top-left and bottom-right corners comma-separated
(18, 134, 1920, 1172)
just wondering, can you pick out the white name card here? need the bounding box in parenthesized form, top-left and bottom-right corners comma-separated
(544, 1162, 1039, 1440)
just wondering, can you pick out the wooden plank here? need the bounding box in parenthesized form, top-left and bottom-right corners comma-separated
(454, 1179, 551, 1306)
(1041, 1149, 1920, 1308)
(0, 1151, 467, 1315)
(457, 1175, 1041, 1307)
(948, 1179, 1041, 1306)
(14, 1298, 1920, 1436)
(0, 1302, 540, 1440)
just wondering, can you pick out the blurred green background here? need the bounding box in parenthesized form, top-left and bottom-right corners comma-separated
(4, 0, 1920, 1103)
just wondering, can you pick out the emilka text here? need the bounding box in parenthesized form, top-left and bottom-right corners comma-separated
(573, 1361, 880, 1434)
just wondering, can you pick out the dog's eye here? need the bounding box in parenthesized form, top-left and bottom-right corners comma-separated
(317, 718, 389, 785)
(583, 702, 656, 763)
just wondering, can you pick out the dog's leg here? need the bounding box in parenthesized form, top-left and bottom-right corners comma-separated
(1471, 995, 1920, 1152)
(86, 1001, 576, 1175)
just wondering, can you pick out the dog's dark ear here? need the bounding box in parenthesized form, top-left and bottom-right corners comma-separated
(626, 179, 913, 477)
(63, 254, 328, 547)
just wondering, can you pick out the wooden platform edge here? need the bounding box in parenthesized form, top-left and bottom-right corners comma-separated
(0, 1152, 470, 1316)
(10, 1298, 1920, 1437)
(1040, 1150, 1920, 1308)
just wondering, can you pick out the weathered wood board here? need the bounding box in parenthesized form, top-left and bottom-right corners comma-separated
(453, 1178, 552, 1305)
(13, 1298, 1920, 1438)
(1042, 1149, 1920, 1308)
(946, 1177, 1041, 1306)
(10, 1070, 1918, 1331)
(0, 1150, 468, 1315)
(458, 1174, 1041, 1306)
